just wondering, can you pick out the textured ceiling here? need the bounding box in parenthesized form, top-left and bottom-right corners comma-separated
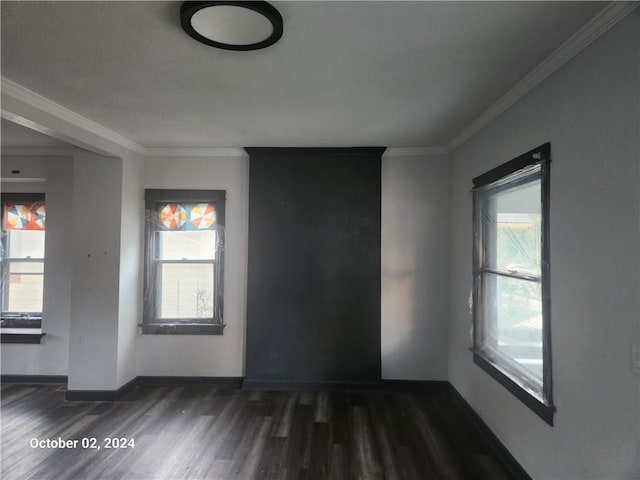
(1, 1, 605, 148)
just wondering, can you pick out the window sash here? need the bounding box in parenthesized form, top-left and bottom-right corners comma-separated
(143, 190, 225, 330)
(475, 270, 544, 392)
(471, 143, 553, 425)
(2, 260, 45, 314)
(475, 176, 545, 391)
(148, 257, 218, 322)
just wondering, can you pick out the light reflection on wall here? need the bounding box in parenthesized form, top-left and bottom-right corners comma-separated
(381, 152, 450, 381)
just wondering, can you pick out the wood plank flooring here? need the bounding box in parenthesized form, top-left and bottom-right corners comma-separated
(1, 384, 513, 480)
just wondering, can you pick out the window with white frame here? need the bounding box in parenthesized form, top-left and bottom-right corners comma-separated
(1, 194, 46, 329)
(143, 189, 225, 335)
(472, 143, 554, 425)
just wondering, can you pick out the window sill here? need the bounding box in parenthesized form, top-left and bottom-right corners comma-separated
(1, 315, 42, 329)
(141, 323, 225, 335)
(473, 351, 555, 426)
(1, 328, 46, 344)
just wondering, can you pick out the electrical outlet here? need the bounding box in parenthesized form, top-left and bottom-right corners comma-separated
(632, 344, 640, 375)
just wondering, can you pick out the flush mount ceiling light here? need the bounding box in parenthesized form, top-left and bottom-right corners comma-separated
(180, 1, 283, 51)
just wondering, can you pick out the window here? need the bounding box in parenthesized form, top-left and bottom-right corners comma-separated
(1, 194, 47, 343)
(472, 143, 554, 425)
(143, 189, 225, 334)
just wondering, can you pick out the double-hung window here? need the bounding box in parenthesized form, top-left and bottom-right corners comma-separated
(472, 143, 554, 425)
(143, 189, 225, 335)
(1, 194, 47, 342)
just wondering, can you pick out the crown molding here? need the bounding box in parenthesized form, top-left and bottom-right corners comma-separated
(384, 147, 449, 157)
(147, 147, 450, 158)
(447, 1, 640, 151)
(1, 77, 146, 155)
(143, 147, 248, 157)
(1, 147, 75, 157)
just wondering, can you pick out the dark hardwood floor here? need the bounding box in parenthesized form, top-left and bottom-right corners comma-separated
(1, 384, 513, 480)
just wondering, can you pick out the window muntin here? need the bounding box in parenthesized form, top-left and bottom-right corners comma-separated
(143, 190, 225, 334)
(472, 144, 553, 425)
(1, 197, 46, 321)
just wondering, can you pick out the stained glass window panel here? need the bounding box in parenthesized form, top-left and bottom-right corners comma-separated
(159, 203, 187, 230)
(157, 203, 216, 231)
(3, 202, 46, 230)
(189, 203, 216, 229)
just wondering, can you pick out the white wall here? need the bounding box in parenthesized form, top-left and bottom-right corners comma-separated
(1, 155, 73, 375)
(138, 154, 249, 377)
(116, 152, 144, 386)
(448, 11, 640, 479)
(381, 150, 449, 380)
(67, 149, 123, 390)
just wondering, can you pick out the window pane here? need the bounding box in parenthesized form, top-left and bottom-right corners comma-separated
(482, 273, 542, 380)
(159, 263, 214, 318)
(484, 181, 541, 275)
(159, 230, 216, 260)
(4, 230, 45, 259)
(4, 273, 44, 313)
(8, 262, 44, 274)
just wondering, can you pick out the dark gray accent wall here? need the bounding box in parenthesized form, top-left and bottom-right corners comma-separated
(245, 148, 384, 383)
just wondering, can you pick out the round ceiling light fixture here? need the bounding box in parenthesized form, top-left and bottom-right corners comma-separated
(180, 1, 283, 51)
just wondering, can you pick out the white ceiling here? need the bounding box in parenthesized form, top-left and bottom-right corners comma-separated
(1, 1, 606, 149)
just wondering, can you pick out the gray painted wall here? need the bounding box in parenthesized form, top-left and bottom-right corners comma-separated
(1, 155, 72, 375)
(137, 154, 250, 377)
(1, 151, 144, 391)
(448, 11, 640, 479)
(139, 151, 451, 381)
(117, 152, 144, 386)
(67, 150, 123, 390)
(381, 151, 449, 380)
